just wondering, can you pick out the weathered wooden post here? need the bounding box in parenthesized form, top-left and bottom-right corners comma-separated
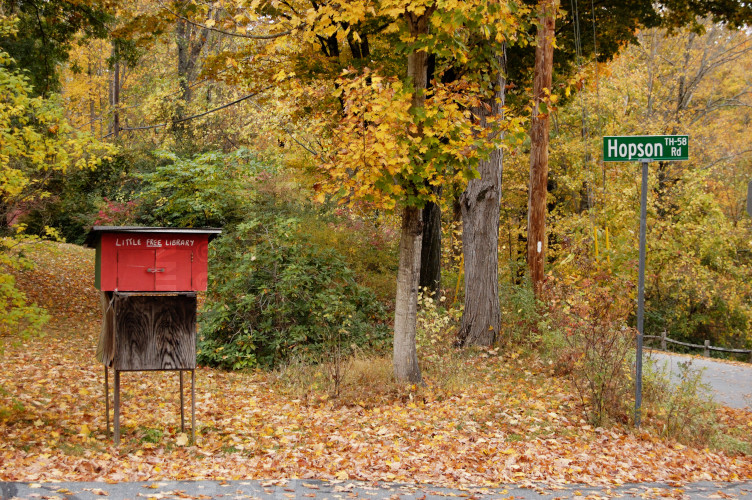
(703, 339, 710, 357)
(660, 330, 667, 351)
(85, 226, 221, 445)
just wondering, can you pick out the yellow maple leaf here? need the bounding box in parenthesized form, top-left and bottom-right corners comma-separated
(176, 433, 190, 446)
(335, 470, 349, 480)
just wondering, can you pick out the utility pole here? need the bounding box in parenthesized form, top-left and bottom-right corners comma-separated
(527, 0, 559, 295)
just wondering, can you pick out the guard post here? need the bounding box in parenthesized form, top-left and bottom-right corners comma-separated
(84, 226, 221, 445)
(602, 135, 688, 427)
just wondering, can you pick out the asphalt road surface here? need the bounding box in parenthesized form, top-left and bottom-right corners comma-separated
(645, 350, 752, 410)
(2, 478, 752, 499)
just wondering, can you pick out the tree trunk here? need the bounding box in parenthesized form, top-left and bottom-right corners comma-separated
(174, 16, 190, 135)
(174, 4, 211, 138)
(88, 59, 96, 135)
(456, 53, 506, 348)
(112, 58, 120, 139)
(393, 9, 432, 384)
(418, 55, 443, 301)
(419, 192, 442, 298)
(393, 205, 424, 383)
(527, 0, 558, 296)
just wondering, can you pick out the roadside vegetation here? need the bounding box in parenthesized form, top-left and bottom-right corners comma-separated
(1, 0, 752, 487)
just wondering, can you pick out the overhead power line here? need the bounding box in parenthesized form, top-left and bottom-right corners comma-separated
(102, 83, 277, 139)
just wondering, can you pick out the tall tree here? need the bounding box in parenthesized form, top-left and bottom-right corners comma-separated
(449, 0, 525, 347)
(0, 0, 113, 96)
(172, 1, 213, 139)
(110, 43, 121, 138)
(0, 14, 113, 342)
(456, 51, 506, 347)
(391, 5, 434, 384)
(311, 0, 523, 378)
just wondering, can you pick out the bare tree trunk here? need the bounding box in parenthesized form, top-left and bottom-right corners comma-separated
(112, 57, 120, 139)
(527, 0, 558, 296)
(88, 59, 96, 135)
(456, 52, 506, 348)
(419, 55, 443, 300)
(393, 9, 433, 384)
(174, 3, 211, 138)
(419, 193, 442, 297)
(174, 16, 190, 135)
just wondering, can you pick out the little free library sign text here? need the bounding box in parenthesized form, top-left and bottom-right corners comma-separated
(603, 135, 688, 162)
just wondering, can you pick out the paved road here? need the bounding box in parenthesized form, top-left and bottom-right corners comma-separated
(2, 478, 752, 499)
(645, 350, 752, 409)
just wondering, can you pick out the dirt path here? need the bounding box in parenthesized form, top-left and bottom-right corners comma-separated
(646, 350, 752, 409)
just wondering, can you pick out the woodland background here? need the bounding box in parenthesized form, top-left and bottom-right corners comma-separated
(1, 0, 752, 428)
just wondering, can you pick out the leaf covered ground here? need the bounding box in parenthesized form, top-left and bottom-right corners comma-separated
(1, 242, 752, 488)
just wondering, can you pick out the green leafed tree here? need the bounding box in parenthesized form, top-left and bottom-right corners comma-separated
(1, 15, 112, 342)
(0, 0, 114, 97)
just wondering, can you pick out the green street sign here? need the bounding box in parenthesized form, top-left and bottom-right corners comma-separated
(603, 135, 688, 162)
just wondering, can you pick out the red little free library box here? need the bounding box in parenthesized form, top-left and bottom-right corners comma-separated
(84, 226, 221, 445)
(85, 226, 222, 292)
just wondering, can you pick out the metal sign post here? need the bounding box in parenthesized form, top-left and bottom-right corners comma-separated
(635, 160, 648, 427)
(602, 135, 689, 427)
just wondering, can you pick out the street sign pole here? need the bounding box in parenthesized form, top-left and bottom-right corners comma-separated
(602, 135, 689, 428)
(635, 160, 648, 427)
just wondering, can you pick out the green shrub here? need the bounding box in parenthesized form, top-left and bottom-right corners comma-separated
(19, 148, 150, 244)
(136, 148, 269, 228)
(303, 207, 398, 303)
(198, 202, 390, 370)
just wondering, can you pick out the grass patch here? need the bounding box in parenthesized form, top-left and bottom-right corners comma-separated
(273, 354, 402, 406)
(139, 427, 164, 444)
(58, 442, 86, 456)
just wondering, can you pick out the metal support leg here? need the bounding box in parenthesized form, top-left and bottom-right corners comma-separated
(191, 370, 196, 444)
(180, 371, 185, 432)
(105, 365, 110, 438)
(114, 370, 121, 446)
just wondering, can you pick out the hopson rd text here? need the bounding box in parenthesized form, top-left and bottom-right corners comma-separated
(605, 136, 687, 160)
